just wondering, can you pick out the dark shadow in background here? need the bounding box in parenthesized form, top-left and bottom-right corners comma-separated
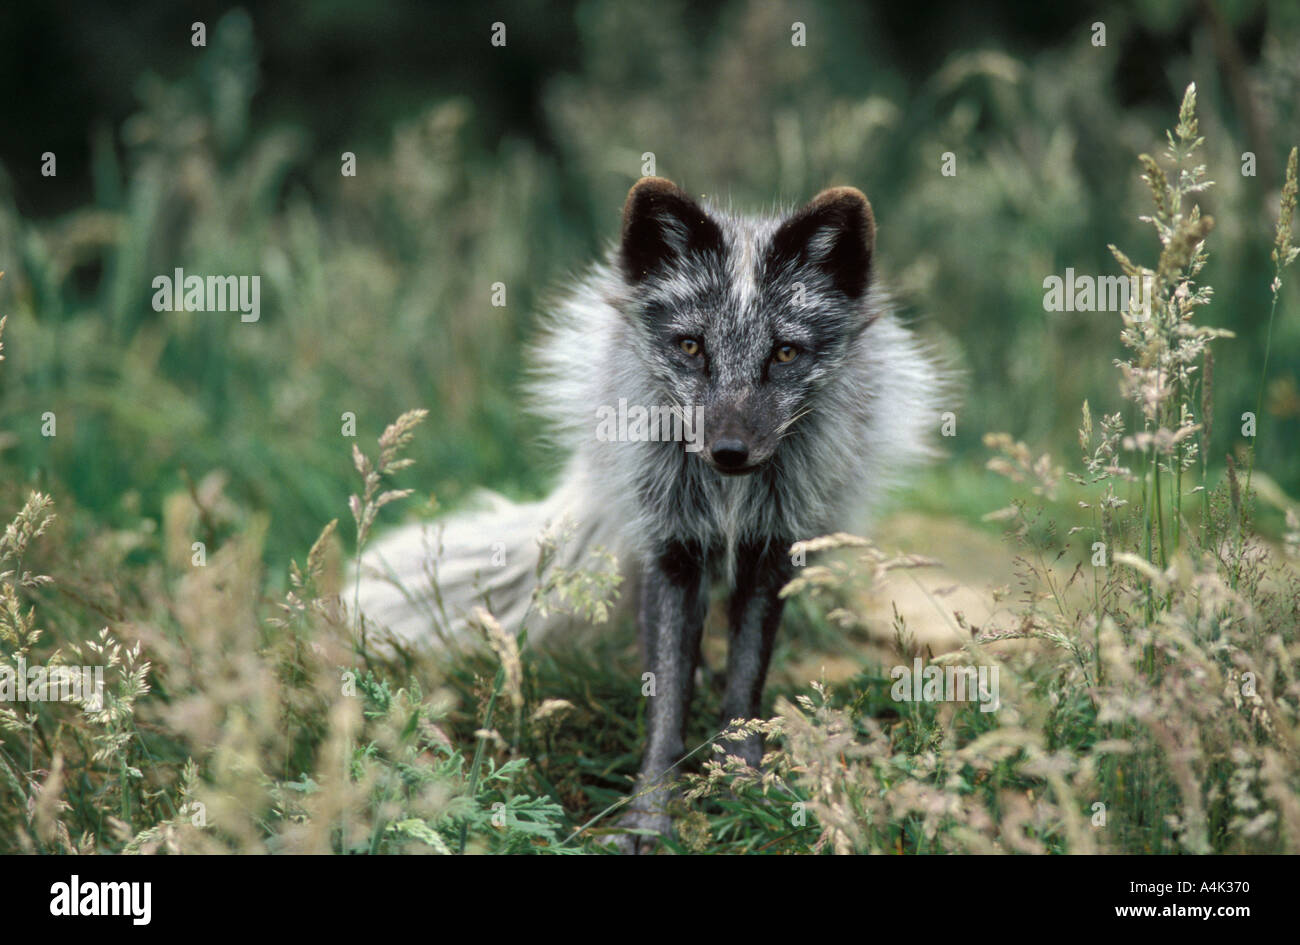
(2, 0, 1265, 219)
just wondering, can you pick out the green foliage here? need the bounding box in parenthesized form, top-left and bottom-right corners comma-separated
(1, 4, 1298, 855)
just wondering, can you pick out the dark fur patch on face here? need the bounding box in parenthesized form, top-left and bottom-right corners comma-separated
(620, 177, 726, 283)
(767, 186, 876, 299)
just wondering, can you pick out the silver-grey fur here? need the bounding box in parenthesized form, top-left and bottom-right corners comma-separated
(355, 179, 950, 850)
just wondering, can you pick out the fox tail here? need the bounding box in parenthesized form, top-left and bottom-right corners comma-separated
(352, 461, 627, 651)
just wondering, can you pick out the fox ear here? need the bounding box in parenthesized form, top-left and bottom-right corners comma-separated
(769, 186, 875, 299)
(620, 177, 724, 283)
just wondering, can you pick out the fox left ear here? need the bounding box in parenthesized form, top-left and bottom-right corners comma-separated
(620, 177, 725, 283)
(769, 186, 875, 299)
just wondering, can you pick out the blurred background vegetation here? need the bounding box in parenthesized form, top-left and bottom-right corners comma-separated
(1, 0, 1297, 575)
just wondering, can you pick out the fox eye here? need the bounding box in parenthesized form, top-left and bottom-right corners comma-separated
(679, 337, 702, 357)
(773, 344, 799, 364)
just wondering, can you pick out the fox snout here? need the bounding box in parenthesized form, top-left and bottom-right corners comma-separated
(709, 437, 750, 471)
(702, 406, 778, 475)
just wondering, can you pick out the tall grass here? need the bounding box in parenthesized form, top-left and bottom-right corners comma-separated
(2, 8, 1299, 854)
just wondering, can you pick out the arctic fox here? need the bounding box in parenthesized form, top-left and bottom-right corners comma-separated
(356, 178, 946, 851)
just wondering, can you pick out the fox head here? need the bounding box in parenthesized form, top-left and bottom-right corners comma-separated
(618, 177, 877, 475)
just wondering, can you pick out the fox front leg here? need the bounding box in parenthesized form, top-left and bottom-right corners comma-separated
(615, 541, 709, 854)
(719, 542, 792, 767)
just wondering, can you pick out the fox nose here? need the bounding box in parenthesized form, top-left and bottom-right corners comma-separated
(711, 438, 750, 469)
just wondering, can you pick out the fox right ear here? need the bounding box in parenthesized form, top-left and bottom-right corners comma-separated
(620, 177, 724, 283)
(769, 186, 876, 299)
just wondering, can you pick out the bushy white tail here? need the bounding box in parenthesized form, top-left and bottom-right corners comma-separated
(353, 462, 627, 651)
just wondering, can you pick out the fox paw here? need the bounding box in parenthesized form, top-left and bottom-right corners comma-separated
(608, 809, 672, 854)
